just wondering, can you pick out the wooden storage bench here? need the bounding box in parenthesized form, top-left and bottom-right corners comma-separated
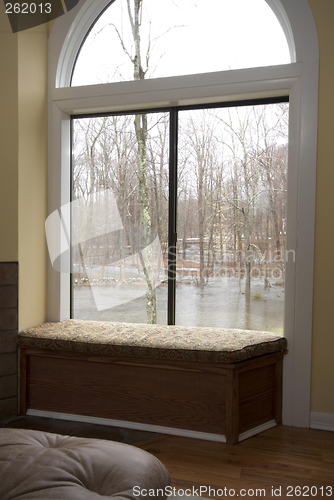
(19, 320, 287, 444)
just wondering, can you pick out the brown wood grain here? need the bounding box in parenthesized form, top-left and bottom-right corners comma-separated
(239, 363, 276, 433)
(275, 354, 283, 425)
(138, 426, 334, 499)
(225, 367, 239, 444)
(24, 348, 233, 374)
(19, 348, 27, 415)
(26, 354, 227, 434)
(24, 348, 285, 443)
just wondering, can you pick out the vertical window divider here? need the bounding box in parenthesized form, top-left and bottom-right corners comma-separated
(168, 107, 178, 325)
(70, 117, 74, 319)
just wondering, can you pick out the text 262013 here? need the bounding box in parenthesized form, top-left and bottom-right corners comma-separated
(5, 3, 52, 14)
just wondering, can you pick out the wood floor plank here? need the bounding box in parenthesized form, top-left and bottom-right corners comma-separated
(137, 426, 334, 499)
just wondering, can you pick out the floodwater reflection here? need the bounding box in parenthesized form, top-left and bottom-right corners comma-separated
(72, 276, 284, 334)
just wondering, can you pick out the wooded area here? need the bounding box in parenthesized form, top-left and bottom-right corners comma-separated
(72, 102, 288, 325)
(71, 0, 289, 327)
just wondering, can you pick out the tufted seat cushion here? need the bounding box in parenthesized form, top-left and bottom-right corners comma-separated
(0, 428, 171, 500)
(18, 319, 287, 363)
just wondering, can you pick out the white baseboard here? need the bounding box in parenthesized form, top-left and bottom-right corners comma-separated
(238, 420, 277, 442)
(310, 412, 334, 432)
(26, 409, 227, 443)
(27, 409, 278, 442)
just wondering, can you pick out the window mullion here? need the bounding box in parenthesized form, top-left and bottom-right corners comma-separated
(167, 108, 178, 325)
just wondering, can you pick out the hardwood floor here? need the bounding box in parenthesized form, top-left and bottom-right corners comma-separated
(1, 417, 333, 499)
(136, 426, 334, 499)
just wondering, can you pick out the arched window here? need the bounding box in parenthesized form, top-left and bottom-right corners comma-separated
(71, 0, 291, 87)
(67, 1, 292, 330)
(48, 0, 319, 430)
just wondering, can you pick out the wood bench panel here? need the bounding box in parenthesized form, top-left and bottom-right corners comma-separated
(19, 320, 287, 444)
(239, 363, 276, 433)
(26, 352, 227, 434)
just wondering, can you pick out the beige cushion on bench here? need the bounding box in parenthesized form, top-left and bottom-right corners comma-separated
(0, 428, 170, 500)
(18, 319, 287, 363)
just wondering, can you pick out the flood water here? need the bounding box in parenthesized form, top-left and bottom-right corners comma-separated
(72, 276, 284, 334)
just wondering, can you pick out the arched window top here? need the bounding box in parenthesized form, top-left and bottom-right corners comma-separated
(71, 0, 291, 87)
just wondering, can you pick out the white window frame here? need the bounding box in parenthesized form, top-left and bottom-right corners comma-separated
(47, 0, 319, 429)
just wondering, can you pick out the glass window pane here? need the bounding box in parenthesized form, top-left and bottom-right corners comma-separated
(71, 112, 169, 324)
(176, 103, 289, 333)
(71, 0, 290, 87)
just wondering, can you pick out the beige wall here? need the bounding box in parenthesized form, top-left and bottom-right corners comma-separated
(0, 9, 18, 261)
(18, 27, 48, 329)
(308, 0, 334, 415)
(0, 2, 48, 328)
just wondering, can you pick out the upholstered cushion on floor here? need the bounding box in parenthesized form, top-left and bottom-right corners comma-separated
(0, 428, 170, 500)
(18, 319, 287, 363)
